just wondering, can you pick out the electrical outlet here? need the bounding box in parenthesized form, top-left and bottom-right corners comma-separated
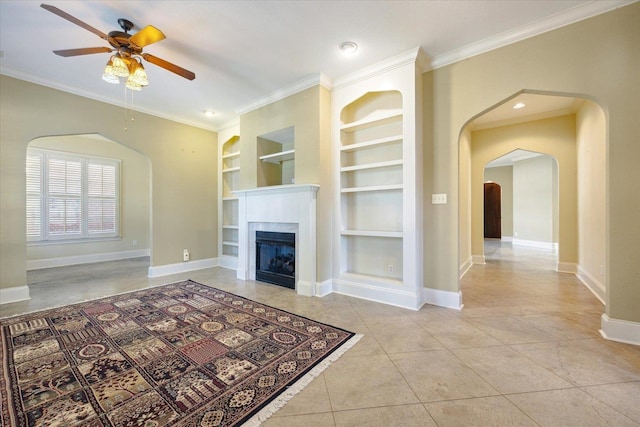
(183, 249, 190, 262)
(388, 264, 394, 273)
(132, 240, 137, 246)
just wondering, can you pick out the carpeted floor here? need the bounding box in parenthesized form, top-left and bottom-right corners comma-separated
(0, 280, 359, 426)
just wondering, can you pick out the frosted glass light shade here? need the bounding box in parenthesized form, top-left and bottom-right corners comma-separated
(111, 55, 130, 77)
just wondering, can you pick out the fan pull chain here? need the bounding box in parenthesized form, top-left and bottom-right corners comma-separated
(123, 86, 135, 132)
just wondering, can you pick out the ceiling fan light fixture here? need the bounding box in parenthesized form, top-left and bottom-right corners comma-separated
(125, 77, 142, 91)
(111, 54, 130, 78)
(102, 58, 120, 84)
(129, 60, 149, 87)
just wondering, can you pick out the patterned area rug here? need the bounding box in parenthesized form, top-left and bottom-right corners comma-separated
(0, 280, 359, 426)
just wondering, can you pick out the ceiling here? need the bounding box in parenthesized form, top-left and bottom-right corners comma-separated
(486, 149, 544, 169)
(0, 1, 632, 132)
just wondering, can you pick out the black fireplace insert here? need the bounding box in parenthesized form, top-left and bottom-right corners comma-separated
(255, 231, 295, 289)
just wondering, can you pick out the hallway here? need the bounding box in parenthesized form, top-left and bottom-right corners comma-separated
(1, 244, 639, 426)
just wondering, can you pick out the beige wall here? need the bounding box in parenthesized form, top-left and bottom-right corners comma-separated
(577, 100, 607, 293)
(458, 127, 472, 269)
(429, 2, 639, 322)
(240, 86, 322, 190)
(513, 155, 557, 244)
(484, 166, 513, 238)
(238, 85, 333, 281)
(27, 134, 151, 262)
(0, 76, 217, 290)
(469, 116, 576, 263)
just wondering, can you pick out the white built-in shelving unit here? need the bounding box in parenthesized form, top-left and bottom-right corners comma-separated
(339, 96, 404, 276)
(332, 49, 423, 310)
(219, 135, 241, 268)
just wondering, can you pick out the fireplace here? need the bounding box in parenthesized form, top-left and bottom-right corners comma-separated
(234, 184, 318, 296)
(255, 231, 295, 289)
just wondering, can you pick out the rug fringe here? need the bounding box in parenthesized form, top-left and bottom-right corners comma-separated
(242, 333, 363, 426)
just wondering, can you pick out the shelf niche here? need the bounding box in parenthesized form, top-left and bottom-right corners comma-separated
(339, 91, 404, 281)
(257, 126, 295, 187)
(221, 135, 241, 259)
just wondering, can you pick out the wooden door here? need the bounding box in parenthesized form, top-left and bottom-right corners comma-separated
(484, 182, 501, 238)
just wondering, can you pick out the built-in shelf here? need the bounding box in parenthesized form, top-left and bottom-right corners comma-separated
(222, 151, 240, 159)
(340, 111, 403, 133)
(341, 159, 403, 172)
(341, 184, 403, 193)
(341, 229, 403, 238)
(340, 135, 403, 152)
(220, 135, 241, 264)
(259, 149, 295, 164)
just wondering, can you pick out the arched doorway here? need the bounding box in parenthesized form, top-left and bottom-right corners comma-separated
(458, 90, 607, 304)
(483, 150, 560, 270)
(25, 134, 152, 272)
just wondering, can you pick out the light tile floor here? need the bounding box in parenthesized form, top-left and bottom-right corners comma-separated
(1, 241, 639, 426)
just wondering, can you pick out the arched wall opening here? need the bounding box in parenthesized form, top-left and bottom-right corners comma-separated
(459, 91, 607, 304)
(25, 133, 152, 271)
(484, 150, 559, 260)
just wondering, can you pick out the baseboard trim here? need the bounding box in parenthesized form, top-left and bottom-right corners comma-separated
(315, 279, 333, 297)
(147, 258, 217, 278)
(332, 278, 423, 310)
(217, 255, 238, 271)
(296, 281, 315, 297)
(512, 239, 557, 250)
(472, 255, 486, 265)
(27, 249, 150, 270)
(501, 236, 513, 242)
(600, 314, 640, 346)
(459, 256, 473, 279)
(557, 262, 578, 274)
(0, 286, 31, 305)
(423, 287, 463, 310)
(576, 266, 606, 305)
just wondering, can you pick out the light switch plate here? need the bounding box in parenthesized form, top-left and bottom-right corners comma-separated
(432, 193, 447, 204)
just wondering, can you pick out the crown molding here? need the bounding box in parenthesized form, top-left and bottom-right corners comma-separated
(332, 47, 423, 89)
(1, 66, 219, 133)
(426, 0, 635, 71)
(217, 117, 240, 133)
(236, 73, 333, 117)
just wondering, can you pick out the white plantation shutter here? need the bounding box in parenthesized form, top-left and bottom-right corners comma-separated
(48, 157, 82, 237)
(26, 152, 43, 240)
(87, 162, 117, 235)
(26, 148, 120, 242)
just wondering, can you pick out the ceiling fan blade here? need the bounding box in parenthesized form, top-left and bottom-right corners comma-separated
(129, 25, 166, 48)
(142, 53, 196, 81)
(40, 4, 107, 40)
(53, 47, 113, 57)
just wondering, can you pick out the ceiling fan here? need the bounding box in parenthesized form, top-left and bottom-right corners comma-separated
(40, 3, 196, 88)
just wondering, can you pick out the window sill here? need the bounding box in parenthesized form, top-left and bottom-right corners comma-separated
(28, 236, 122, 246)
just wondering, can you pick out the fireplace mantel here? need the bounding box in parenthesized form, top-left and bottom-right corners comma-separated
(233, 184, 319, 296)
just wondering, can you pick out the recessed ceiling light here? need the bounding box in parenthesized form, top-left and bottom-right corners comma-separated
(339, 41, 358, 56)
(204, 110, 215, 118)
(512, 102, 526, 110)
